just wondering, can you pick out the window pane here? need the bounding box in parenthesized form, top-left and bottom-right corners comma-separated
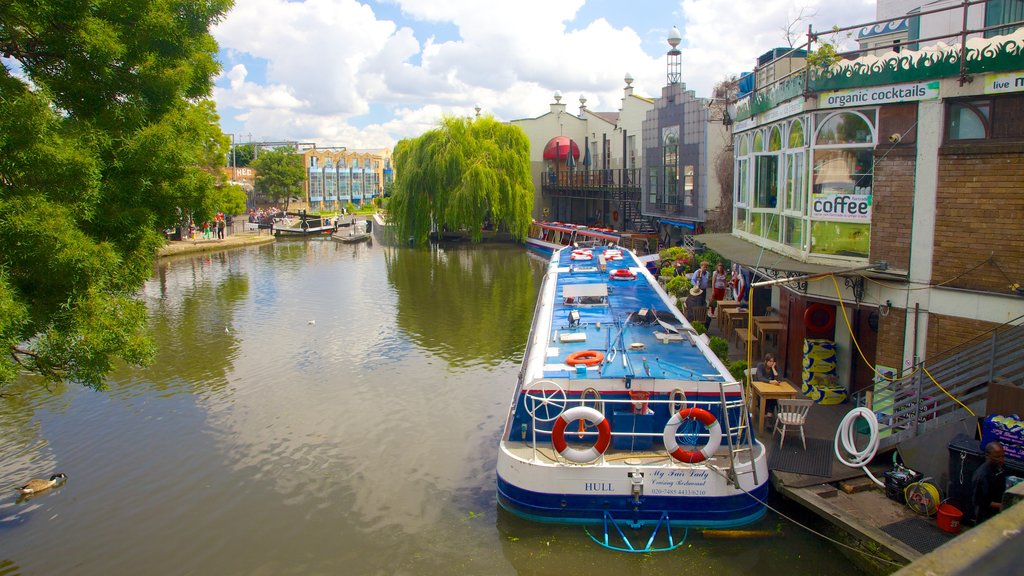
(735, 208, 748, 233)
(784, 217, 804, 250)
(768, 126, 782, 151)
(786, 152, 806, 212)
(753, 131, 764, 152)
(751, 212, 781, 242)
(755, 156, 778, 208)
(810, 221, 870, 257)
(738, 134, 749, 156)
(947, 103, 988, 140)
(816, 112, 873, 145)
(684, 165, 694, 206)
(736, 159, 749, 206)
(789, 119, 804, 148)
(813, 149, 873, 196)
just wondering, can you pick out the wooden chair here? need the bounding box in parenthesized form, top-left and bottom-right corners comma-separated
(686, 305, 708, 324)
(773, 398, 813, 449)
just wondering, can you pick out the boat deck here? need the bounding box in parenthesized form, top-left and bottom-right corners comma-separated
(543, 247, 723, 383)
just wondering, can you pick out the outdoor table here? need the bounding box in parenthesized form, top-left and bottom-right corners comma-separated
(750, 379, 798, 433)
(755, 319, 786, 348)
(718, 306, 742, 338)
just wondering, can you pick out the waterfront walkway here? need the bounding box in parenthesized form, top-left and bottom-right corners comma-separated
(158, 229, 275, 258)
(705, 315, 1009, 570)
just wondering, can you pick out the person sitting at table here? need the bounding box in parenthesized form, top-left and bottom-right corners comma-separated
(754, 353, 781, 417)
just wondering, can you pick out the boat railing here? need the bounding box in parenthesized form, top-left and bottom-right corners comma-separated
(517, 392, 751, 465)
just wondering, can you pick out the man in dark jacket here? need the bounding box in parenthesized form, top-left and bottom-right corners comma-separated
(971, 441, 1006, 523)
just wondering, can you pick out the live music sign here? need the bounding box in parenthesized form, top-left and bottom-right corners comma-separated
(811, 193, 872, 221)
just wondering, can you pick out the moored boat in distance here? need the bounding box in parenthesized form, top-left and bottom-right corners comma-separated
(496, 241, 768, 549)
(332, 220, 371, 244)
(272, 211, 337, 237)
(525, 221, 620, 255)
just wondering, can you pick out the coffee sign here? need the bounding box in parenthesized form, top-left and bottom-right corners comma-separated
(811, 193, 872, 221)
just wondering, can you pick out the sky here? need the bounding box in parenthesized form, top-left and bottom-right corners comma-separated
(212, 0, 878, 150)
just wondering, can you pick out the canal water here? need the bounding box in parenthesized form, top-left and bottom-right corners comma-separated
(0, 239, 863, 575)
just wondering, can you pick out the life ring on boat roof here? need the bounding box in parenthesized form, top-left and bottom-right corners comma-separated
(663, 407, 723, 463)
(609, 268, 636, 281)
(565, 350, 604, 366)
(803, 302, 836, 334)
(571, 249, 593, 261)
(604, 249, 623, 260)
(551, 406, 612, 463)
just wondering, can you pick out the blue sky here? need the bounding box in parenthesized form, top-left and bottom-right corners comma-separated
(212, 0, 876, 149)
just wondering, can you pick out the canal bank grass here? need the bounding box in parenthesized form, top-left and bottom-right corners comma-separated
(158, 232, 275, 258)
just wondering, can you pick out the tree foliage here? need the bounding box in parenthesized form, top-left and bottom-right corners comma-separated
(250, 148, 305, 210)
(390, 116, 533, 246)
(230, 143, 257, 167)
(0, 0, 233, 390)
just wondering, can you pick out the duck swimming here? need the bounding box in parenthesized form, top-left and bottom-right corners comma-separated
(17, 473, 67, 495)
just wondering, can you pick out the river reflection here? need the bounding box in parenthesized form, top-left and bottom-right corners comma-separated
(0, 239, 862, 575)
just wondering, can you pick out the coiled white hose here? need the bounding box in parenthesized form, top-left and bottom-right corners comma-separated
(834, 407, 885, 487)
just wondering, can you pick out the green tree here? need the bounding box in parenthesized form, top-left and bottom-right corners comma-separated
(250, 147, 305, 211)
(0, 0, 233, 390)
(390, 116, 533, 246)
(230, 143, 256, 167)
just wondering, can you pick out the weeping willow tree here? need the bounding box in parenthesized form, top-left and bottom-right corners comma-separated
(390, 115, 533, 246)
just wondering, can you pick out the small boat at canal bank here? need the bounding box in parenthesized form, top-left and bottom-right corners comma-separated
(272, 211, 337, 237)
(332, 220, 371, 244)
(496, 241, 768, 549)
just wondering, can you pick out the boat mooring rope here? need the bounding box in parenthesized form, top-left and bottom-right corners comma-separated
(705, 465, 905, 568)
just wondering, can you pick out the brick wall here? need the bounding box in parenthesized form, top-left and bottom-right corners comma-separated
(925, 312, 1002, 360)
(870, 147, 915, 271)
(934, 142, 1024, 292)
(876, 306, 908, 369)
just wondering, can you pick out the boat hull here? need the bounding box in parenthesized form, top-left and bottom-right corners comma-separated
(496, 474, 768, 527)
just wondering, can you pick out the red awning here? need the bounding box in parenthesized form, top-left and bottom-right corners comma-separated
(542, 136, 580, 161)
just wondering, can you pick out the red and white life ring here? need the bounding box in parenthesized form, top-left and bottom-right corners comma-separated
(803, 302, 836, 334)
(604, 249, 623, 260)
(551, 406, 612, 463)
(571, 249, 593, 261)
(663, 407, 722, 463)
(609, 268, 636, 281)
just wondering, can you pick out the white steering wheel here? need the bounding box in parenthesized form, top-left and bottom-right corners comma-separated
(523, 380, 567, 422)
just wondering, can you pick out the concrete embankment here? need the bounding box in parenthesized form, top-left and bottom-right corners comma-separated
(158, 231, 275, 258)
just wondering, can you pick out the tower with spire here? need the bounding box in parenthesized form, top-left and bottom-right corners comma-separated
(667, 26, 682, 85)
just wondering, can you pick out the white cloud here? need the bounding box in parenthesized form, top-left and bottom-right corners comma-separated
(212, 0, 877, 148)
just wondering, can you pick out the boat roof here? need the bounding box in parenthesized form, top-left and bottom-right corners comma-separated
(541, 246, 727, 383)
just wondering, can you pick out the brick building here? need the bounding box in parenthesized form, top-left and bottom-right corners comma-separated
(695, 2, 1024, 401)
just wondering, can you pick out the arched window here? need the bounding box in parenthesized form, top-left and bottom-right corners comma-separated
(753, 130, 764, 153)
(738, 134, 749, 156)
(789, 119, 804, 148)
(815, 112, 873, 145)
(768, 126, 782, 151)
(947, 101, 989, 140)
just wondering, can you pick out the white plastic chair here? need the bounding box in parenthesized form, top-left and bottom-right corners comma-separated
(773, 398, 813, 450)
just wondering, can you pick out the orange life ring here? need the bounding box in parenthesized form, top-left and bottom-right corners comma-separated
(609, 268, 636, 280)
(803, 302, 836, 333)
(551, 406, 611, 463)
(663, 407, 723, 463)
(565, 350, 604, 366)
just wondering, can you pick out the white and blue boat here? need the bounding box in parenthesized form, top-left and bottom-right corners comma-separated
(497, 242, 768, 550)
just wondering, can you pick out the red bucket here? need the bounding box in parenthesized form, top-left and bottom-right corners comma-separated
(936, 503, 963, 534)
